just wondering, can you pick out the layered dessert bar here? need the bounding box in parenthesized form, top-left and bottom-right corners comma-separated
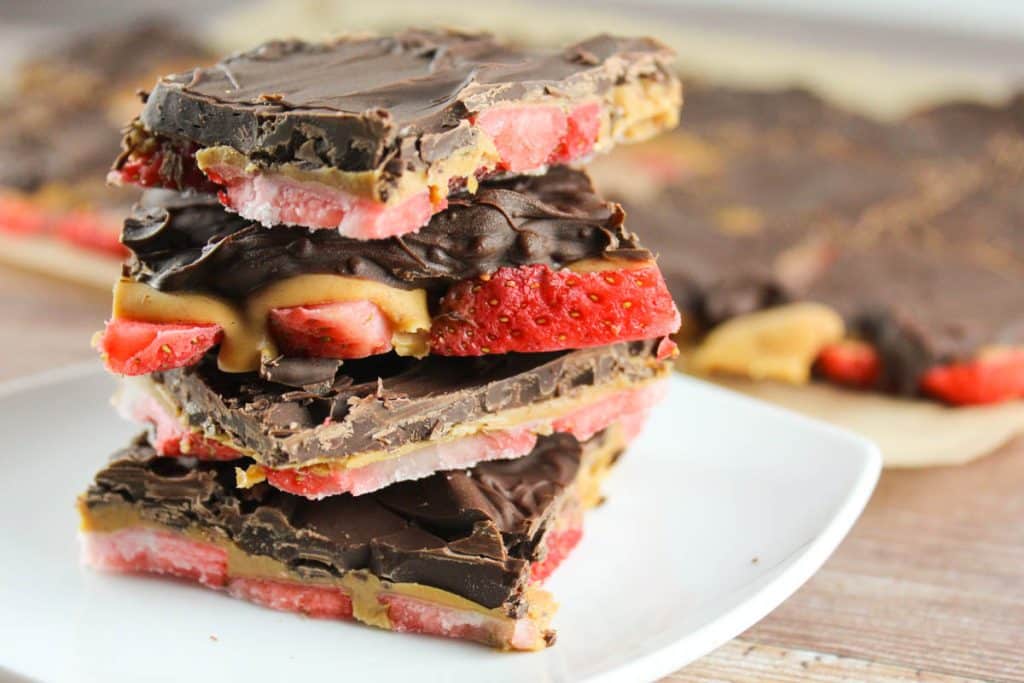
(79, 427, 629, 650)
(109, 30, 681, 239)
(596, 84, 1024, 408)
(97, 168, 680, 374)
(0, 23, 212, 282)
(116, 340, 670, 498)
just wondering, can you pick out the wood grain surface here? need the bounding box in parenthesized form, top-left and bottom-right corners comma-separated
(2, 263, 1022, 682)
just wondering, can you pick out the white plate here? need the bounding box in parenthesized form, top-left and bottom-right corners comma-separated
(0, 365, 879, 683)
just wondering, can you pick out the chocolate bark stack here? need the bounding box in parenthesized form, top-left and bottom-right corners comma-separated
(79, 30, 683, 650)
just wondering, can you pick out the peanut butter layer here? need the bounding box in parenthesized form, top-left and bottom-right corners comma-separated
(112, 277, 431, 372)
(79, 429, 619, 619)
(118, 31, 680, 198)
(148, 340, 667, 468)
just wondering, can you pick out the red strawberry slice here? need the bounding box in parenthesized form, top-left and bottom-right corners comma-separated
(116, 150, 167, 188)
(98, 318, 222, 375)
(816, 340, 881, 388)
(920, 349, 1024, 406)
(430, 263, 681, 356)
(268, 300, 394, 359)
(550, 102, 601, 164)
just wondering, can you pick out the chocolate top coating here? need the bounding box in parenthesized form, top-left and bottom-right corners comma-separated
(613, 84, 1024, 394)
(156, 339, 664, 467)
(138, 30, 675, 174)
(83, 432, 587, 613)
(123, 167, 649, 300)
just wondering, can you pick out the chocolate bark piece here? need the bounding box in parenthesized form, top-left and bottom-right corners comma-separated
(16, 21, 212, 109)
(123, 167, 650, 301)
(129, 30, 676, 178)
(81, 430, 590, 615)
(154, 339, 665, 467)
(618, 84, 1024, 395)
(1, 22, 211, 198)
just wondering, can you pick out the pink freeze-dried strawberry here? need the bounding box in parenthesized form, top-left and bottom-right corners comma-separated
(83, 528, 228, 588)
(229, 578, 355, 619)
(474, 103, 600, 172)
(98, 318, 222, 376)
(430, 263, 681, 356)
(268, 300, 394, 359)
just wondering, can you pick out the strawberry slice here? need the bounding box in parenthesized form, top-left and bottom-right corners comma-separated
(268, 300, 394, 359)
(113, 140, 216, 192)
(816, 340, 881, 388)
(920, 349, 1024, 406)
(98, 318, 222, 375)
(550, 102, 601, 164)
(475, 105, 567, 172)
(474, 103, 602, 172)
(430, 263, 681, 356)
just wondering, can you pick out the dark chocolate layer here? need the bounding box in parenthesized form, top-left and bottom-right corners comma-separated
(155, 339, 664, 467)
(83, 431, 593, 614)
(123, 167, 649, 300)
(612, 84, 1024, 394)
(134, 31, 675, 177)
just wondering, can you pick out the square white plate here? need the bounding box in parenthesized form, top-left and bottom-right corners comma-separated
(0, 365, 879, 683)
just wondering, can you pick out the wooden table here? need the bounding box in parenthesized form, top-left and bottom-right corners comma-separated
(2, 263, 1022, 682)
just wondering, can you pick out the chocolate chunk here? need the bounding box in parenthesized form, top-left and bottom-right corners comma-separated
(82, 432, 584, 613)
(122, 167, 651, 301)
(260, 355, 341, 394)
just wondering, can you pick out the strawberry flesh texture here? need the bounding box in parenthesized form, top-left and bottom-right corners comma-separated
(99, 319, 222, 376)
(114, 140, 216, 192)
(84, 528, 228, 588)
(475, 102, 600, 172)
(268, 300, 394, 359)
(431, 263, 681, 356)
